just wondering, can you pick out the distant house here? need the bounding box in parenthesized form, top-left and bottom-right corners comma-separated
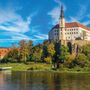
(0, 48, 10, 59)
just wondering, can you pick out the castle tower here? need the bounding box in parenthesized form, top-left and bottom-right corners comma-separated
(59, 5, 66, 45)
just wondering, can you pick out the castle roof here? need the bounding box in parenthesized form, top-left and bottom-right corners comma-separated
(52, 22, 90, 31)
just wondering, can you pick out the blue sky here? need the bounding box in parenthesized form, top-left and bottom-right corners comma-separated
(0, 0, 90, 47)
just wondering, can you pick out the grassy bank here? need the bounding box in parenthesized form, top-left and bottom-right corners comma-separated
(0, 63, 90, 73)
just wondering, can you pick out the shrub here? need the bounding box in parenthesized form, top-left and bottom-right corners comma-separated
(44, 56, 52, 64)
(75, 54, 88, 67)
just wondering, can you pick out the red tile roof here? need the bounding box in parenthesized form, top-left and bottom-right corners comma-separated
(52, 22, 90, 31)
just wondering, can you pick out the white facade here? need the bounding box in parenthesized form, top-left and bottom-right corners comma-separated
(49, 6, 90, 42)
(49, 26, 90, 41)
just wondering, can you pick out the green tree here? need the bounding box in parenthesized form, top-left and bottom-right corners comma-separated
(42, 40, 49, 62)
(27, 40, 33, 61)
(82, 44, 90, 61)
(32, 44, 43, 62)
(75, 54, 88, 67)
(59, 45, 69, 63)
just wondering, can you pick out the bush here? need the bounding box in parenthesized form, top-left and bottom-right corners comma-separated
(64, 55, 75, 68)
(75, 54, 88, 67)
(44, 56, 52, 64)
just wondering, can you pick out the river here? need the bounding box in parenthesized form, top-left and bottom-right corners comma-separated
(0, 71, 90, 90)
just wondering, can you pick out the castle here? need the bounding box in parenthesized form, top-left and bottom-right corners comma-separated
(49, 5, 90, 54)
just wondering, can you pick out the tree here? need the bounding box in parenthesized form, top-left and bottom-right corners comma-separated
(32, 44, 43, 62)
(64, 54, 75, 68)
(55, 45, 68, 68)
(75, 54, 88, 67)
(59, 45, 69, 63)
(54, 43, 69, 69)
(27, 40, 33, 61)
(3, 45, 19, 63)
(19, 40, 29, 62)
(47, 43, 55, 58)
(44, 56, 52, 64)
(42, 41, 49, 62)
(46, 42, 55, 64)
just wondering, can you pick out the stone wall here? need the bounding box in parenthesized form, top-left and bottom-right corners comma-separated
(65, 40, 90, 55)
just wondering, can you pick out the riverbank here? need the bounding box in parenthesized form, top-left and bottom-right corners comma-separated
(0, 63, 90, 73)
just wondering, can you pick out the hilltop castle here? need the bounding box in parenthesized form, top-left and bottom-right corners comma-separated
(48, 5, 90, 54)
(49, 5, 90, 46)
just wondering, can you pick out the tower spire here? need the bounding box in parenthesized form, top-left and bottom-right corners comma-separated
(59, 5, 66, 45)
(60, 5, 64, 18)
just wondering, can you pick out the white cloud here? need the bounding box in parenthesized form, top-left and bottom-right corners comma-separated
(82, 21, 90, 26)
(0, 8, 31, 33)
(54, 0, 62, 6)
(0, 32, 30, 40)
(48, 0, 66, 25)
(0, 6, 40, 42)
(34, 34, 48, 40)
(48, 6, 60, 25)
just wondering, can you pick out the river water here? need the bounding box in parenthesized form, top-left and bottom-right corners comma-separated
(0, 71, 90, 90)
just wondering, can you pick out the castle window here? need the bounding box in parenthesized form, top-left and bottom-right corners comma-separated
(55, 33, 57, 35)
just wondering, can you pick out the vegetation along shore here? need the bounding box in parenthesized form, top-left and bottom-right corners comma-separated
(0, 40, 90, 73)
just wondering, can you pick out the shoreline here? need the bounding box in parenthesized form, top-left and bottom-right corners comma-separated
(0, 63, 90, 73)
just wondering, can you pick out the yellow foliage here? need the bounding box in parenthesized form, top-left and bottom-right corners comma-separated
(44, 57, 52, 64)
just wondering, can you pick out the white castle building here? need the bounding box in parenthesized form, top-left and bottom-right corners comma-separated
(49, 6, 90, 43)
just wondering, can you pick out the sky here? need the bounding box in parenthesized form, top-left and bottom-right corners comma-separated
(0, 0, 90, 47)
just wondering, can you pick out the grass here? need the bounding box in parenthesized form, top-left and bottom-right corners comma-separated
(0, 63, 90, 73)
(0, 63, 51, 71)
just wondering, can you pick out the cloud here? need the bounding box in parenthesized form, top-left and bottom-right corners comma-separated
(0, 6, 40, 43)
(48, 6, 60, 25)
(48, 0, 66, 25)
(54, 0, 66, 9)
(54, 0, 62, 6)
(82, 21, 90, 26)
(34, 34, 48, 40)
(0, 32, 30, 40)
(0, 8, 31, 33)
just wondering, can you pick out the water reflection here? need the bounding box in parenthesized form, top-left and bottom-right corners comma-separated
(0, 71, 90, 90)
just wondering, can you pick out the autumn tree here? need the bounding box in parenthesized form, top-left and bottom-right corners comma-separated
(46, 42, 55, 64)
(32, 44, 43, 62)
(19, 40, 29, 62)
(3, 44, 19, 63)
